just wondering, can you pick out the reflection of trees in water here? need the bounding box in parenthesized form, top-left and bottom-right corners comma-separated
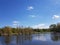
(16, 34, 32, 45)
(51, 32, 60, 41)
(3, 35, 11, 45)
(0, 34, 32, 45)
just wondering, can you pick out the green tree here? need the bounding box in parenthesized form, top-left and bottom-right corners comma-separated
(49, 24, 57, 32)
(56, 23, 60, 32)
(3, 26, 12, 35)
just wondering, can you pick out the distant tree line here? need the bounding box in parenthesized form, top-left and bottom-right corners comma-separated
(49, 23, 60, 32)
(0, 26, 33, 36)
(33, 29, 50, 32)
(0, 23, 60, 36)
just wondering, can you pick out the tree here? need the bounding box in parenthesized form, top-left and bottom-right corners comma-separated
(49, 24, 57, 32)
(56, 23, 60, 32)
(3, 26, 12, 35)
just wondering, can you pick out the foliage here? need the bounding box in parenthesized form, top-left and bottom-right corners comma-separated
(0, 26, 34, 35)
(49, 23, 60, 32)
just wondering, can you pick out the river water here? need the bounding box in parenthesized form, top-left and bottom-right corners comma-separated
(0, 32, 60, 45)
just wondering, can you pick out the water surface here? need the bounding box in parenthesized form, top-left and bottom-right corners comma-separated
(0, 32, 60, 45)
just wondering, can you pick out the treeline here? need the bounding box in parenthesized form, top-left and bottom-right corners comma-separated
(0, 26, 33, 35)
(0, 22, 60, 36)
(49, 23, 60, 32)
(0, 26, 50, 36)
(33, 29, 50, 32)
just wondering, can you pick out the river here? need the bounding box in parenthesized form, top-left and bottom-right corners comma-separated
(0, 32, 60, 45)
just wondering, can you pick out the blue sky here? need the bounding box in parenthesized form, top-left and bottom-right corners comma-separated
(0, 0, 60, 28)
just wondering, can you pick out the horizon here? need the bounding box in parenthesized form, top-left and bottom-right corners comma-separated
(0, 0, 60, 29)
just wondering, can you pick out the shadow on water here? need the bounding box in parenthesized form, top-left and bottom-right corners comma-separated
(16, 34, 32, 45)
(4, 35, 11, 45)
(0, 33, 32, 45)
(0, 35, 11, 45)
(0, 34, 32, 45)
(51, 32, 60, 41)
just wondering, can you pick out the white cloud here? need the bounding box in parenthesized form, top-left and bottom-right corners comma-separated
(52, 15, 60, 19)
(13, 21, 19, 24)
(27, 6, 34, 10)
(29, 15, 36, 18)
(31, 24, 49, 29)
(13, 21, 19, 26)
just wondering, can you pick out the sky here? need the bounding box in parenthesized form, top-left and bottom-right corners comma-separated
(0, 0, 60, 28)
